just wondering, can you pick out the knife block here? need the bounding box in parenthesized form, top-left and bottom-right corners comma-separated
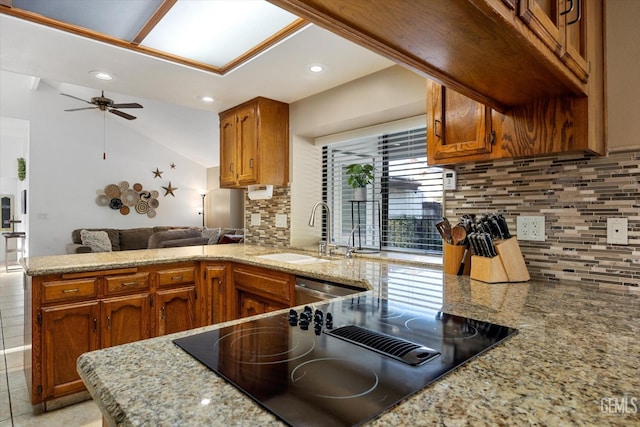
(443, 242, 471, 275)
(470, 237, 530, 283)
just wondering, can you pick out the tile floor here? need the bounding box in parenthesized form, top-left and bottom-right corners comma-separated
(0, 270, 102, 426)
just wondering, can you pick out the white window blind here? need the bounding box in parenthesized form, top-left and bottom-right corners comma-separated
(322, 126, 444, 254)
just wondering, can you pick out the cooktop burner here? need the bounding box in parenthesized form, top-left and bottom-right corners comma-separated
(174, 296, 517, 427)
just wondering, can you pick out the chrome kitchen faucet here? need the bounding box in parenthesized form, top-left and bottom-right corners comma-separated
(308, 201, 335, 256)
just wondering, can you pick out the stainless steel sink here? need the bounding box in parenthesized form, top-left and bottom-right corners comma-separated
(255, 253, 329, 264)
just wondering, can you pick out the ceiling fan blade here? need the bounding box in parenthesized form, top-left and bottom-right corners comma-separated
(109, 109, 137, 120)
(64, 107, 98, 112)
(111, 102, 143, 109)
(60, 93, 92, 104)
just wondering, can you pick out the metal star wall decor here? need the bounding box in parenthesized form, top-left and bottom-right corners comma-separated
(170, 163, 176, 169)
(162, 182, 178, 197)
(152, 168, 163, 178)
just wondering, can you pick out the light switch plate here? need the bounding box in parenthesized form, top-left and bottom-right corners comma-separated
(607, 217, 628, 244)
(275, 214, 287, 228)
(250, 213, 261, 226)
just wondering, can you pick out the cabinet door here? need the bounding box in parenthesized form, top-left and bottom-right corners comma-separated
(156, 287, 196, 336)
(239, 293, 265, 318)
(519, 0, 563, 54)
(560, 0, 588, 82)
(519, 0, 588, 82)
(101, 294, 151, 348)
(41, 301, 99, 400)
(427, 80, 492, 164)
(205, 265, 227, 324)
(238, 293, 287, 319)
(220, 113, 237, 187)
(236, 104, 258, 185)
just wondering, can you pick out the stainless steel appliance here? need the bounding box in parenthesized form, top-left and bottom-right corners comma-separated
(174, 295, 517, 427)
(294, 276, 363, 305)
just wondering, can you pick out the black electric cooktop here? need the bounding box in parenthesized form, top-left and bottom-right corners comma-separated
(173, 296, 517, 427)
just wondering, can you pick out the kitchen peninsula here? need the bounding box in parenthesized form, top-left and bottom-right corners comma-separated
(22, 245, 639, 426)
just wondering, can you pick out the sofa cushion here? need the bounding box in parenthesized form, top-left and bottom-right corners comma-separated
(147, 229, 202, 249)
(218, 228, 244, 244)
(72, 228, 120, 251)
(119, 228, 155, 251)
(201, 227, 222, 245)
(80, 230, 113, 252)
(158, 237, 209, 248)
(219, 234, 244, 244)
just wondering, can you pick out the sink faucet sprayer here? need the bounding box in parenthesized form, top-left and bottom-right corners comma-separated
(308, 201, 334, 256)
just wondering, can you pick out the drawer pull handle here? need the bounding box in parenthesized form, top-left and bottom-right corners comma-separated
(170, 276, 184, 281)
(121, 281, 138, 287)
(62, 288, 79, 293)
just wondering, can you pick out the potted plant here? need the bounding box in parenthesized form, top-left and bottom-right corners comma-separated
(345, 163, 374, 201)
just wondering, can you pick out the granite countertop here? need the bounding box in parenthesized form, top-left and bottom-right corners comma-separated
(21, 244, 440, 290)
(74, 249, 640, 426)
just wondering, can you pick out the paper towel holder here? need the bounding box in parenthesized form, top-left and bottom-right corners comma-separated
(247, 184, 273, 200)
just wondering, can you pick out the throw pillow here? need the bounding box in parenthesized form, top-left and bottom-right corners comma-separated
(201, 227, 222, 245)
(80, 229, 112, 252)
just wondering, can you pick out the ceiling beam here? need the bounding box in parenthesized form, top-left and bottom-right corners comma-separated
(131, 0, 178, 45)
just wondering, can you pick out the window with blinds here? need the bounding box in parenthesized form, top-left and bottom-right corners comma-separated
(322, 126, 444, 254)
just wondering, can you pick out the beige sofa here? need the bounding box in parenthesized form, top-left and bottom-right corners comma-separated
(66, 226, 244, 254)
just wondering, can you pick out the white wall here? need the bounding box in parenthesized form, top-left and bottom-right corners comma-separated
(289, 66, 427, 247)
(206, 166, 244, 228)
(1, 72, 207, 256)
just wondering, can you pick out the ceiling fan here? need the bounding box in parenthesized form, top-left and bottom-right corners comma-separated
(61, 90, 143, 120)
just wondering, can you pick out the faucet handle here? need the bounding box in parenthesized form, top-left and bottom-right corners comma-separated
(318, 241, 326, 256)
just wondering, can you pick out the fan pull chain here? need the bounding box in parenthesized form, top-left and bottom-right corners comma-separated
(103, 111, 107, 160)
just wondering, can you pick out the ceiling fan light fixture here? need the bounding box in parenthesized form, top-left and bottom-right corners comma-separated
(89, 70, 116, 81)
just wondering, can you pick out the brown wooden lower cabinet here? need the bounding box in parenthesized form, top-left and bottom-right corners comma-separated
(156, 286, 196, 336)
(41, 301, 100, 400)
(239, 292, 287, 318)
(28, 261, 297, 405)
(204, 264, 228, 324)
(101, 294, 151, 348)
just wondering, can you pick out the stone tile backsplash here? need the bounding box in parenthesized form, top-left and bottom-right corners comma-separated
(446, 150, 639, 287)
(244, 185, 291, 247)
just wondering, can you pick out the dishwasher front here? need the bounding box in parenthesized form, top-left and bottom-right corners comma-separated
(294, 276, 363, 305)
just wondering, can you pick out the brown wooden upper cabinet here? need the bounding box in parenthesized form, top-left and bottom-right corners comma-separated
(519, 0, 588, 82)
(219, 97, 289, 188)
(268, 0, 602, 112)
(427, 81, 494, 165)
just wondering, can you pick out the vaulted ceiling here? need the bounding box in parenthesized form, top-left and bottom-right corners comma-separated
(0, 1, 394, 167)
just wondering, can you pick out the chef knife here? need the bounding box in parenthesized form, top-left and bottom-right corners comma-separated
(483, 233, 497, 257)
(496, 214, 512, 238)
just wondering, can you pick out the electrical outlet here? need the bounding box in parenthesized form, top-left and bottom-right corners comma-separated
(250, 213, 261, 226)
(517, 216, 545, 241)
(275, 214, 288, 228)
(607, 217, 628, 245)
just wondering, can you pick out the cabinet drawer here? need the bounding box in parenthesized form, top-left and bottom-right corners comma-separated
(157, 267, 196, 287)
(42, 278, 98, 303)
(233, 266, 293, 303)
(104, 273, 150, 295)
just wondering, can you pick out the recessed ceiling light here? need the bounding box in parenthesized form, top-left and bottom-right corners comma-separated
(307, 64, 325, 73)
(200, 96, 215, 103)
(89, 70, 115, 81)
